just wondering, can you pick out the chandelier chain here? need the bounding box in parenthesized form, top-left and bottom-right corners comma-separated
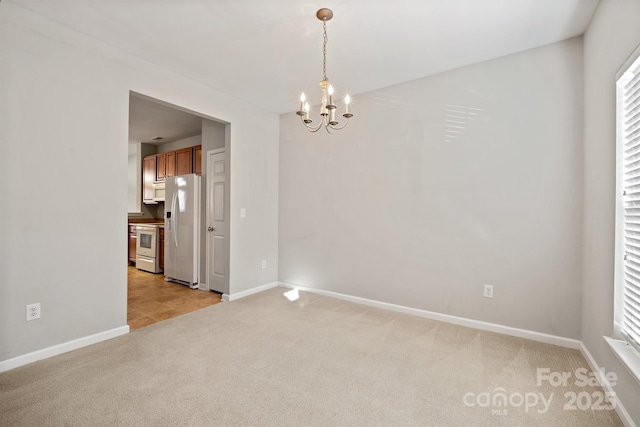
(322, 20, 328, 82)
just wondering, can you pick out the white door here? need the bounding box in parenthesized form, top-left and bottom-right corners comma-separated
(206, 150, 228, 294)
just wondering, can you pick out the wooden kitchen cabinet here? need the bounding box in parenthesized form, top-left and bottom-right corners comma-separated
(142, 145, 201, 203)
(156, 152, 166, 181)
(194, 146, 202, 175)
(142, 155, 156, 203)
(165, 151, 176, 178)
(159, 227, 165, 271)
(175, 147, 194, 175)
(128, 225, 137, 265)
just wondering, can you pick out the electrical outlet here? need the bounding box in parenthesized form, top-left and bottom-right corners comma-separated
(26, 303, 41, 321)
(483, 285, 494, 299)
(261, 260, 267, 269)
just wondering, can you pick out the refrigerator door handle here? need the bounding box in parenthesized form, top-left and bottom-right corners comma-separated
(171, 192, 178, 248)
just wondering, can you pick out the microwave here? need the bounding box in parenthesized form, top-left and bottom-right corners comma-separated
(152, 181, 165, 202)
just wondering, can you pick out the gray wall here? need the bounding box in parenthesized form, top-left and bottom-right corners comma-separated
(0, 2, 279, 362)
(279, 38, 584, 339)
(202, 119, 226, 151)
(582, 0, 640, 421)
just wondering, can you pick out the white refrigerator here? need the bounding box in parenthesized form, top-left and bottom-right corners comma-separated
(164, 174, 200, 288)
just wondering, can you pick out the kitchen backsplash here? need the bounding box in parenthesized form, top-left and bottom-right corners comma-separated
(128, 202, 164, 220)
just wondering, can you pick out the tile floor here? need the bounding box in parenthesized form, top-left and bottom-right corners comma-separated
(127, 266, 222, 330)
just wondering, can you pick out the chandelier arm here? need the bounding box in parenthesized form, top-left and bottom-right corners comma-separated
(299, 115, 323, 133)
(327, 119, 351, 131)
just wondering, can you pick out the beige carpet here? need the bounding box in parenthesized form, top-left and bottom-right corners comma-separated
(0, 287, 623, 426)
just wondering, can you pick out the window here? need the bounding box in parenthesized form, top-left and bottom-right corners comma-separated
(614, 51, 640, 364)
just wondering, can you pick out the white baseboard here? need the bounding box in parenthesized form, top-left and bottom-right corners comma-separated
(580, 342, 637, 427)
(1, 280, 283, 372)
(0, 325, 129, 373)
(222, 281, 279, 302)
(278, 282, 581, 349)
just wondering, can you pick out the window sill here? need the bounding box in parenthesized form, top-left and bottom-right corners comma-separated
(604, 336, 640, 386)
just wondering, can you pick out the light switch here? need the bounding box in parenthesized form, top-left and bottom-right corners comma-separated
(240, 208, 246, 218)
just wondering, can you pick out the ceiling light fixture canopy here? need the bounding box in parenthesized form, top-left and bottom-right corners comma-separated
(296, 8, 353, 133)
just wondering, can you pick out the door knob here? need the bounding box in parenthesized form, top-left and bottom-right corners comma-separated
(208, 226, 215, 231)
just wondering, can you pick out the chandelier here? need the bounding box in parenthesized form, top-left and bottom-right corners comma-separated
(296, 8, 353, 133)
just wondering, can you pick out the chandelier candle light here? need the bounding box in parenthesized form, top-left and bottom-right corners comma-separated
(296, 8, 353, 133)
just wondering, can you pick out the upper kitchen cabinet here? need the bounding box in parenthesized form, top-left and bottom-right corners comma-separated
(194, 146, 202, 175)
(166, 151, 176, 178)
(143, 155, 157, 204)
(156, 152, 166, 181)
(143, 145, 201, 204)
(176, 147, 194, 175)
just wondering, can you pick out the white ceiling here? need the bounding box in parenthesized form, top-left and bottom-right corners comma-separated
(10, 0, 599, 116)
(128, 95, 204, 145)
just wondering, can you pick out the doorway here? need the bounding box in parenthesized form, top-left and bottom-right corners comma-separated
(127, 92, 229, 329)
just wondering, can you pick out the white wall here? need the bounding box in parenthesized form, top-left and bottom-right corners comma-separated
(127, 143, 140, 213)
(0, 2, 279, 361)
(582, 0, 640, 422)
(279, 38, 584, 339)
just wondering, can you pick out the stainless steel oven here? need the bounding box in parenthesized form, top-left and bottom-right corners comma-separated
(136, 225, 161, 273)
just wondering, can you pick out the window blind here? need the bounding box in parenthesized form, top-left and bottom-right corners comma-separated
(619, 59, 640, 351)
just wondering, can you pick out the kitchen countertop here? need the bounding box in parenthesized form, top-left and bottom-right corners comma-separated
(130, 222, 164, 228)
(128, 218, 164, 224)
